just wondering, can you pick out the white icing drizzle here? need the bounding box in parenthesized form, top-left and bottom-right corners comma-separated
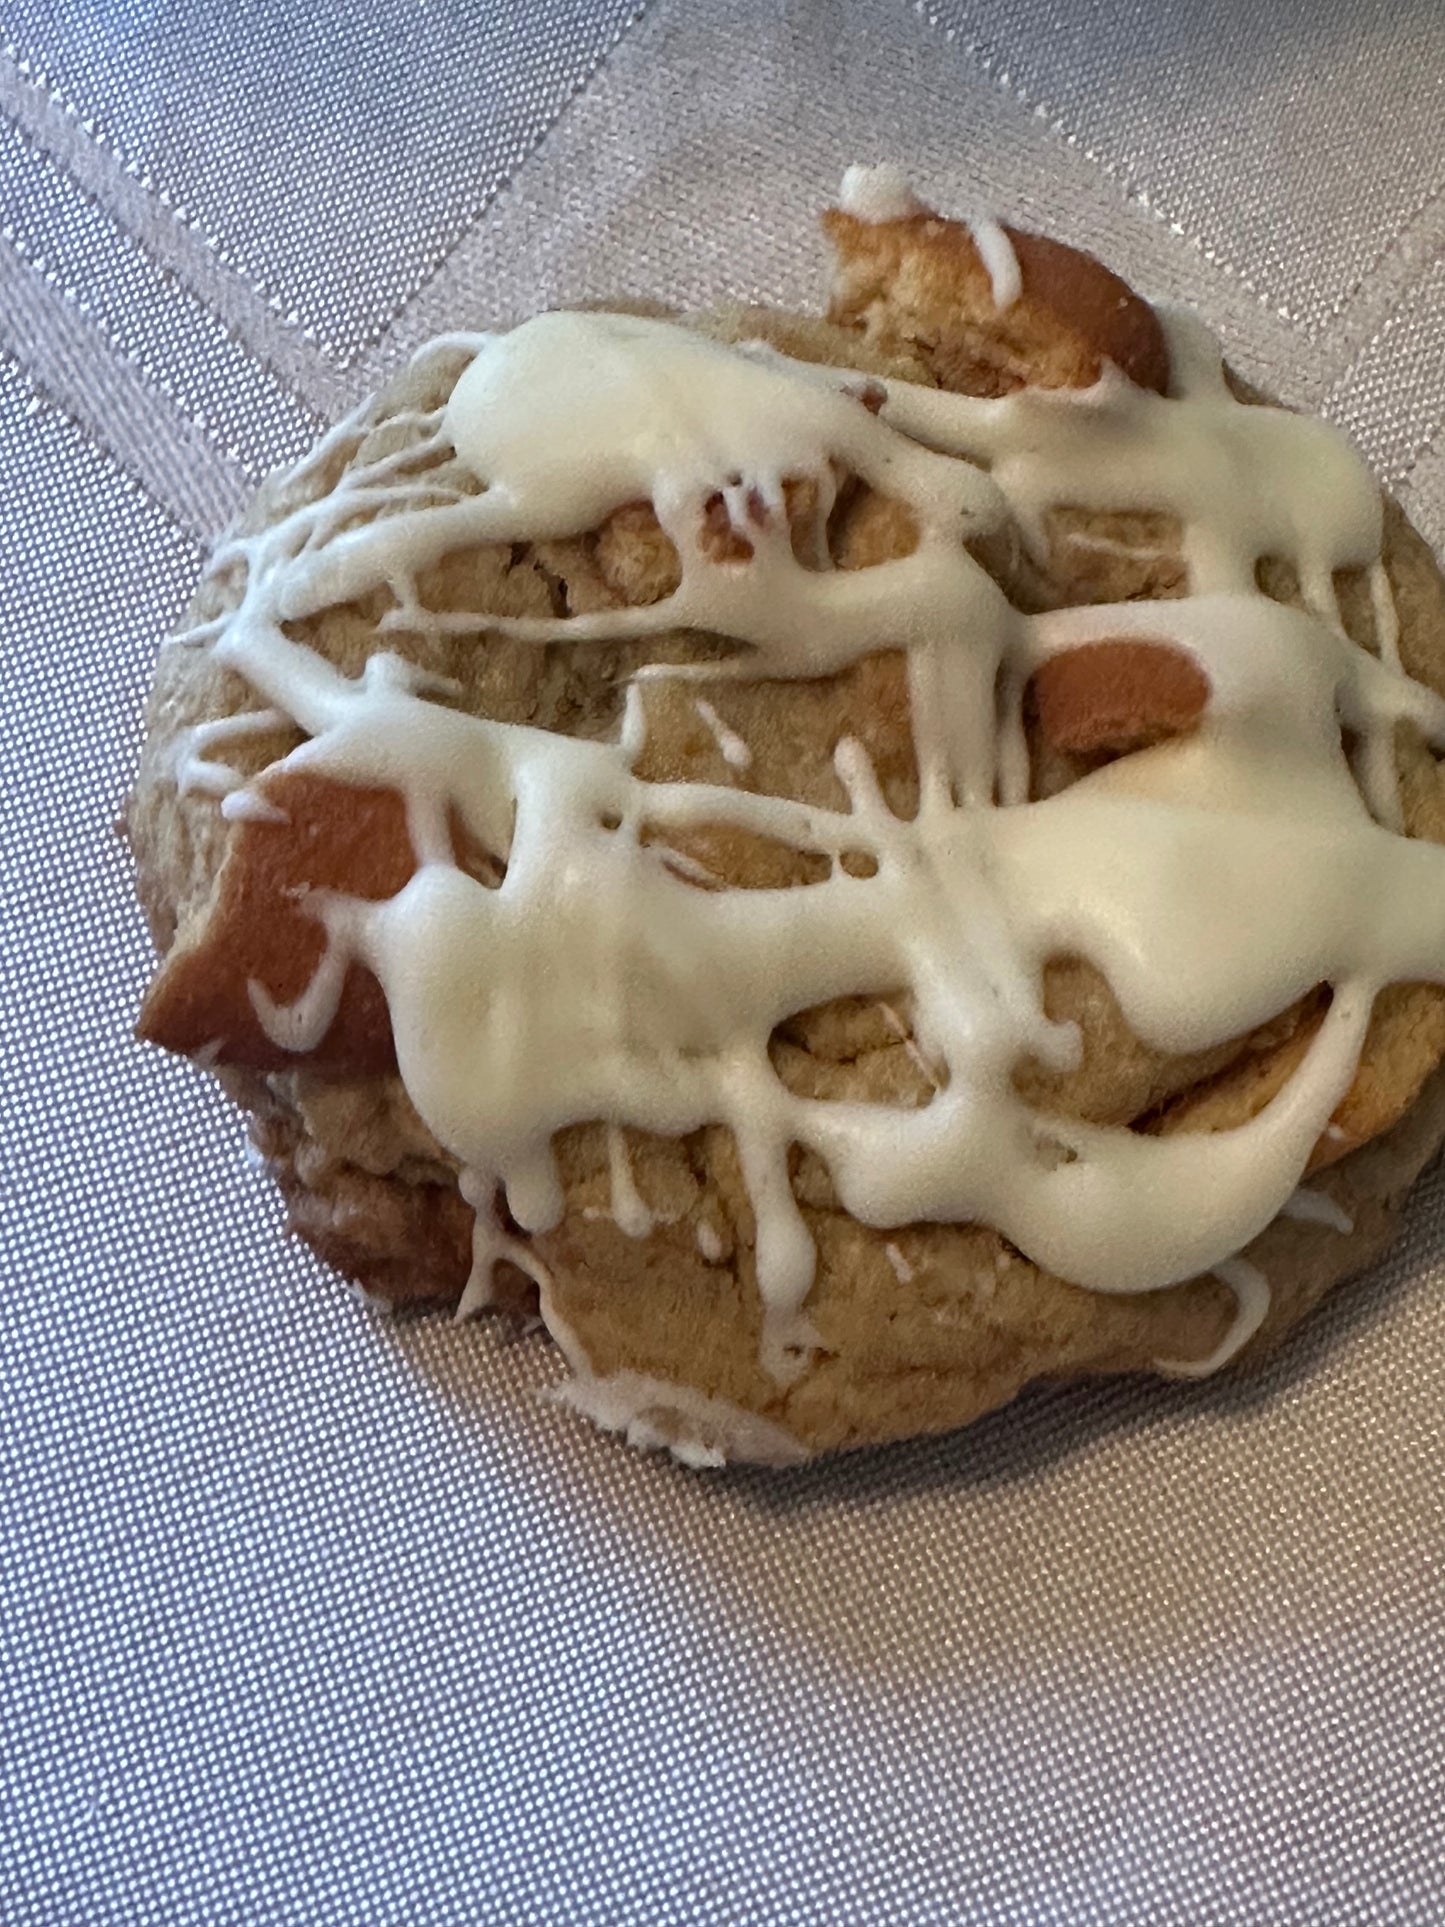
(455, 1168, 550, 1319)
(1280, 1185, 1355, 1234)
(606, 1124, 655, 1240)
(877, 307, 1386, 606)
(879, 1000, 943, 1092)
(1060, 528, 1171, 560)
(1159, 1258, 1271, 1379)
(553, 1364, 807, 1468)
(543, 1281, 808, 1466)
(177, 256, 1445, 1388)
(1370, 560, 1403, 669)
(694, 697, 752, 771)
(220, 788, 289, 825)
(884, 1241, 915, 1284)
(968, 217, 1022, 311)
(175, 709, 286, 798)
(838, 162, 924, 225)
(653, 845, 724, 891)
(839, 165, 1018, 309)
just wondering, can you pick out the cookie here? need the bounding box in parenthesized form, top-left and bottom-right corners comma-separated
(129, 171, 1445, 1464)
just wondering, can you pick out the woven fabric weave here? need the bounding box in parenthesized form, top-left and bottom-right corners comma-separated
(4, 2, 1444, 1919)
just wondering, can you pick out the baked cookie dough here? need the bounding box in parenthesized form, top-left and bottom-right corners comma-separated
(129, 168, 1445, 1464)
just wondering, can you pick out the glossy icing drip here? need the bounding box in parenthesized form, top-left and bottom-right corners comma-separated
(175, 230, 1445, 1384)
(968, 217, 1021, 310)
(838, 164, 1018, 308)
(838, 162, 924, 224)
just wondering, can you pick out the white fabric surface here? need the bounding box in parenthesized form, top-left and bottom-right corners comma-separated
(3, 2, 1444, 1920)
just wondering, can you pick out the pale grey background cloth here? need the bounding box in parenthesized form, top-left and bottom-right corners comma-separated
(3, 2, 1445, 1921)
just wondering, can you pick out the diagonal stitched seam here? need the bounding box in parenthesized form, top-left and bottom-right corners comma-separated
(1324, 246, 1445, 480)
(346, 0, 706, 405)
(0, 2, 656, 378)
(0, 205, 311, 486)
(329, 0, 655, 371)
(2, 36, 340, 354)
(1324, 180, 1445, 343)
(0, 348, 196, 548)
(0, 240, 244, 541)
(0, 45, 352, 415)
(907, 0, 1445, 345)
(1403, 416, 1445, 492)
(0, 120, 326, 438)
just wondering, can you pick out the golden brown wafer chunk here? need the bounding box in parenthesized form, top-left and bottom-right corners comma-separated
(1029, 640, 1211, 756)
(823, 205, 1171, 396)
(138, 775, 409, 1073)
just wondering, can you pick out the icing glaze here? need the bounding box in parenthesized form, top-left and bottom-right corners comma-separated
(548, 1336, 810, 1466)
(694, 698, 752, 772)
(1280, 1186, 1355, 1234)
(838, 162, 924, 224)
(884, 1242, 915, 1284)
(172, 196, 1445, 1393)
(968, 217, 1021, 310)
(837, 163, 1018, 307)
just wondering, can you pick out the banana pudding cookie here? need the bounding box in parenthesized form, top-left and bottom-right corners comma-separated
(129, 167, 1445, 1464)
